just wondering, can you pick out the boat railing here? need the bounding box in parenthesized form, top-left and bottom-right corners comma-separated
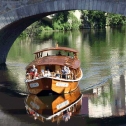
(34, 51, 76, 60)
(41, 71, 74, 80)
(26, 69, 76, 81)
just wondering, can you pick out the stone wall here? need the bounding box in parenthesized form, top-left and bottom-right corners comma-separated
(0, 0, 126, 30)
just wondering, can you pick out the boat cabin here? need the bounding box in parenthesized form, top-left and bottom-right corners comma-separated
(26, 46, 81, 80)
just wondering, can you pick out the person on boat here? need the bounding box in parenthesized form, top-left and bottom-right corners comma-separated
(29, 65, 38, 79)
(40, 69, 44, 76)
(62, 66, 70, 74)
(55, 70, 61, 78)
(26, 73, 30, 80)
(73, 53, 77, 59)
(43, 69, 51, 77)
(61, 66, 70, 79)
(57, 51, 62, 56)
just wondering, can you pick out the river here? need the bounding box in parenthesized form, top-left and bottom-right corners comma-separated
(0, 26, 126, 125)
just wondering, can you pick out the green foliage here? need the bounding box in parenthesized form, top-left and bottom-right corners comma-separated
(53, 12, 69, 24)
(63, 22, 71, 30)
(52, 11, 80, 30)
(68, 11, 81, 30)
(19, 30, 27, 38)
(36, 21, 53, 38)
(44, 26, 53, 31)
(18, 10, 126, 38)
(53, 22, 64, 30)
(81, 10, 89, 15)
(107, 13, 126, 26)
(87, 10, 106, 28)
(52, 12, 69, 30)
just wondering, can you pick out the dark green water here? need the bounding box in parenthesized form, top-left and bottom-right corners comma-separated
(0, 26, 126, 125)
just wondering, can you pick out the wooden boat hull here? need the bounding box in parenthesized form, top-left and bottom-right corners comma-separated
(26, 77, 79, 95)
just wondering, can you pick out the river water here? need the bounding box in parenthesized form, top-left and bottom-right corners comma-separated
(0, 26, 126, 125)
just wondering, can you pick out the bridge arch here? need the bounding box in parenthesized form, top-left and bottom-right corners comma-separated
(0, 0, 126, 64)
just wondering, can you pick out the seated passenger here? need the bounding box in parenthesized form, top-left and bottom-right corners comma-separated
(29, 65, 38, 79)
(61, 66, 70, 79)
(26, 73, 30, 80)
(55, 70, 60, 78)
(66, 66, 70, 74)
(57, 51, 62, 56)
(62, 66, 70, 74)
(41, 69, 45, 76)
(43, 69, 51, 77)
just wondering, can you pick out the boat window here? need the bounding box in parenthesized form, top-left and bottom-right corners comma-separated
(56, 51, 62, 56)
(35, 50, 77, 58)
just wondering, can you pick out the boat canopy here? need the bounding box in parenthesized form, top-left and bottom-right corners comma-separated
(34, 47, 78, 54)
(26, 56, 80, 69)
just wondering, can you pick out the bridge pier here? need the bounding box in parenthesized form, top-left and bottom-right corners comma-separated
(0, 52, 6, 65)
(0, 62, 7, 70)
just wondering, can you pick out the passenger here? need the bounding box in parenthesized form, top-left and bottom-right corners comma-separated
(66, 66, 70, 74)
(47, 69, 51, 77)
(43, 69, 51, 77)
(26, 73, 30, 80)
(55, 70, 60, 78)
(61, 66, 70, 79)
(73, 53, 77, 59)
(62, 66, 70, 74)
(62, 66, 66, 75)
(41, 69, 44, 76)
(29, 65, 38, 79)
(57, 51, 62, 56)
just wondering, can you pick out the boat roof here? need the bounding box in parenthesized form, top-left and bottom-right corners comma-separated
(26, 56, 80, 69)
(34, 46, 78, 54)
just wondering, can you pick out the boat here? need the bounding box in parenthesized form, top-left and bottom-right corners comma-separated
(24, 87, 83, 123)
(25, 44, 83, 94)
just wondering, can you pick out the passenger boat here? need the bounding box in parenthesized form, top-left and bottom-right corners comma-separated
(25, 44, 83, 94)
(24, 87, 82, 123)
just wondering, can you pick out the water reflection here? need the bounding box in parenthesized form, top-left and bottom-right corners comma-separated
(81, 74, 126, 118)
(24, 87, 82, 124)
(0, 63, 27, 93)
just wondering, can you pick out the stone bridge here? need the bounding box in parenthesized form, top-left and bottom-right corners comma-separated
(0, 0, 126, 65)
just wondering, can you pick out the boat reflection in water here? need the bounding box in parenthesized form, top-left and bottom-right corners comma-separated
(24, 87, 82, 123)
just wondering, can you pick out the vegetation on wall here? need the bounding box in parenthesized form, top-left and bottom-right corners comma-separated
(81, 10, 106, 28)
(52, 11, 81, 30)
(106, 13, 126, 26)
(19, 10, 126, 38)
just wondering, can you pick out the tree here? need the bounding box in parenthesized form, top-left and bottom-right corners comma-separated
(107, 13, 126, 26)
(87, 10, 106, 28)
